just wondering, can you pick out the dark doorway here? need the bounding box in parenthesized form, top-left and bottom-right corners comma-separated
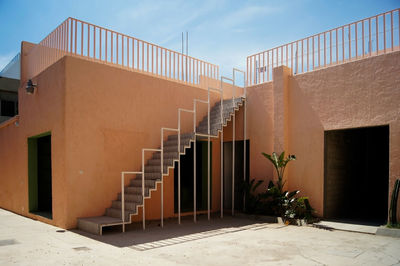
(174, 141, 211, 213)
(324, 126, 389, 225)
(223, 140, 250, 212)
(28, 133, 53, 219)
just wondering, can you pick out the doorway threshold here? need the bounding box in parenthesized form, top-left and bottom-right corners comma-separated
(31, 211, 52, 220)
(314, 221, 379, 234)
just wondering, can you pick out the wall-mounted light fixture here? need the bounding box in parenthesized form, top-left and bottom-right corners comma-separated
(26, 79, 37, 94)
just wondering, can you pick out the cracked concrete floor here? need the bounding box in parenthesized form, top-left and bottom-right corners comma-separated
(1, 208, 400, 266)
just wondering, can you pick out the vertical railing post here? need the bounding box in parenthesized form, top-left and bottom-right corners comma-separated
(121, 172, 125, 232)
(193, 101, 197, 223)
(220, 82, 224, 218)
(160, 130, 164, 228)
(362, 20, 365, 57)
(74, 19, 77, 55)
(207, 88, 211, 221)
(290, 44, 293, 74)
(142, 41, 145, 71)
(142, 149, 145, 230)
(342, 27, 345, 60)
(390, 11, 394, 51)
(383, 13, 386, 53)
(232, 74, 235, 216)
(336, 29, 338, 63)
(312, 37, 314, 70)
(318, 35, 320, 67)
(262, 52, 265, 83)
(348, 24, 351, 59)
(376, 16, 379, 54)
(306, 39, 309, 71)
(178, 111, 181, 224)
(301, 40, 304, 72)
(267, 52, 270, 81)
(330, 31, 332, 64)
(324, 31, 328, 65)
(355, 23, 358, 58)
(369, 18, 372, 56)
(243, 76, 247, 213)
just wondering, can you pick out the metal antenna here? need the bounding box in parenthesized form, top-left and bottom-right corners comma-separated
(182, 32, 184, 54)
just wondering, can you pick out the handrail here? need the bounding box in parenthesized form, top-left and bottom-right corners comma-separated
(118, 68, 245, 232)
(0, 116, 19, 130)
(247, 8, 400, 85)
(24, 17, 219, 88)
(120, 171, 141, 232)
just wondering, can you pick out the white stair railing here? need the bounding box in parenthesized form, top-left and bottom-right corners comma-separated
(119, 68, 247, 233)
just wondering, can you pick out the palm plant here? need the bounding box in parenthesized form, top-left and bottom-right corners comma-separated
(261, 151, 296, 193)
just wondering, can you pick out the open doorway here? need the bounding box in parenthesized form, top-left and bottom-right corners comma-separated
(174, 141, 211, 213)
(324, 126, 389, 225)
(28, 133, 52, 219)
(223, 140, 250, 212)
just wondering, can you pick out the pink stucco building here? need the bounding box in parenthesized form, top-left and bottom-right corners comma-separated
(0, 9, 399, 235)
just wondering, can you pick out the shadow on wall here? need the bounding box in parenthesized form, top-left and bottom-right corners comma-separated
(287, 77, 325, 217)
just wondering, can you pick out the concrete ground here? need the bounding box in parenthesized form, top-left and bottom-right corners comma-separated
(1, 208, 400, 266)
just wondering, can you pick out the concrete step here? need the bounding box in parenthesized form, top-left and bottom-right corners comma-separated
(198, 117, 227, 127)
(117, 193, 143, 203)
(130, 179, 158, 187)
(145, 165, 169, 174)
(105, 207, 135, 222)
(167, 133, 194, 141)
(147, 158, 174, 166)
(163, 144, 188, 153)
(135, 172, 161, 180)
(112, 200, 139, 211)
(153, 151, 179, 160)
(77, 216, 123, 235)
(163, 138, 192, 147)
(125, 186, 149, 196)
(77, 97, 245, 235)
(197, 124, 223, 132)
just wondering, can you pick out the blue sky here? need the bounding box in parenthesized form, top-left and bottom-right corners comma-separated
(0, 0, 398, 76)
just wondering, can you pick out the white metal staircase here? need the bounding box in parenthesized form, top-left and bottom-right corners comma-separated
(78, 69, 247, 235)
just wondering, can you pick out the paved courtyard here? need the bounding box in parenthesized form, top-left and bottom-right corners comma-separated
(0, 208, 399, 266)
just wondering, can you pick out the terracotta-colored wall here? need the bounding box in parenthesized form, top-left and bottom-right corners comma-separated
(63, 56, 224, 228)
(244, 82, 275, 192)
(0, 42, 67, 228)
(288, 51, 400, 218)
(1, 45, 227, 229)
(248, 51, 400, 218)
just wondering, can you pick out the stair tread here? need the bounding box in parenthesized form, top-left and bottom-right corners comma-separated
(78, 216, 123, 225)
(78, 97, 244, 235)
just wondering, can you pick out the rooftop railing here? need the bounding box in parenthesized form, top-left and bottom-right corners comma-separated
(25, 18, 219, 87)
(247, 8, 400, 86)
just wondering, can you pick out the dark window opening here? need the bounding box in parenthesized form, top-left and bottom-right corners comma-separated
(1, 100, 16, 116)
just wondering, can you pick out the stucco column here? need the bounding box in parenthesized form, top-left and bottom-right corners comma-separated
(272, 66, 292, 154)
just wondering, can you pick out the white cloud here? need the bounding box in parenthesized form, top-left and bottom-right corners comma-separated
(218, 5, 281, 29)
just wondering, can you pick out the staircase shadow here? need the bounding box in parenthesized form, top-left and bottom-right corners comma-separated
(71, 214, 267, 250)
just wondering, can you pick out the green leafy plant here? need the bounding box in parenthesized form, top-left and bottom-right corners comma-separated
(389, 179, 400, 226)
(260, 151, 315, 223)
(293, 197, 315, 222)
(261, 180, 300, 220)
(240, 179, 264, 214)
(261, 152, 296, 193)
